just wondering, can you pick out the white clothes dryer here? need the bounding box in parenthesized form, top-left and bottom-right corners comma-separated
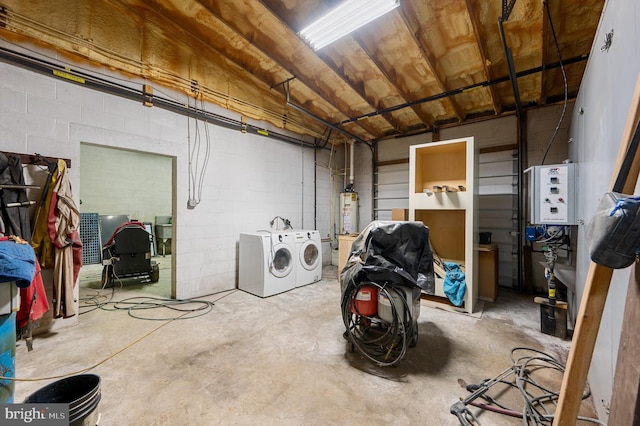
(239, 231, 296, 297)
(293, 229, 322, 287)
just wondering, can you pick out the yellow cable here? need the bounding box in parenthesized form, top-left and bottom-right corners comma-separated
(2, 309, 192, 383)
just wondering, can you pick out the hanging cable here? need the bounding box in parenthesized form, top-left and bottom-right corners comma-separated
(540, 0, 569, 166)
(186, 92, 212, 208)
(197, 94, 212, 204)
(187, 96, 195, 207)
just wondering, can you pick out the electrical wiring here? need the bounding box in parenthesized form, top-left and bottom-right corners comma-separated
(82, 295, 215, 321)
(79, 287, 116, 315)
(197, 96, 212, 204)
(534, 225, 566, 244)
(114, 297, 214, 321)
(186, 92, 213, 208)
(540, 0, 569, 166)
(80, 265, 222, 320)
(4, 289, 237, 383)
(452, 347, 605, 425)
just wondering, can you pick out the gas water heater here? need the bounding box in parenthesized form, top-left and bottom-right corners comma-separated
(340, 191, 358, 234)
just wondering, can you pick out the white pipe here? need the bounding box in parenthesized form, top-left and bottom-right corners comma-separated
(349, 139, 355, 186)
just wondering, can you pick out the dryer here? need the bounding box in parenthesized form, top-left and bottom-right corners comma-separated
(293, 230, 322, 287)
(239, 231, 296, 297)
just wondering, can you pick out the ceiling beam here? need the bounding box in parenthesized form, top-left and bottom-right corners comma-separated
(464, 0, 502, 115)
(350, 34, 433, 132)
(1, 0, 332, 140)
(334, 54, 587, 126)
(314, 48, 406, 136)
(199, 0, 391, 140)
(396, 4, 464, 123)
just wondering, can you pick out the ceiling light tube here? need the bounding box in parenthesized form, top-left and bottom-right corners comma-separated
(298, 0, 400, 50)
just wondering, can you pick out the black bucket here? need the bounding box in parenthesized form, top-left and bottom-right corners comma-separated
(24, 374, 101, 426)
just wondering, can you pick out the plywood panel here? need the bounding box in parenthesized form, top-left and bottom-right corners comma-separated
(414, 209, 465, 263)
(414, 141, 467, 193)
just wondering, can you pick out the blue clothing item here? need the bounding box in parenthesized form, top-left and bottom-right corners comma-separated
(0, 240, 36, 287)
(610, 195, 640, 216)
(443, 261, 466, 306)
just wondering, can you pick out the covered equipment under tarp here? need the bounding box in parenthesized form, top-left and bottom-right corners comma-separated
(340, 221, 435, 294)
(340, 221, 435, 367)
(101, 221, 159, 287)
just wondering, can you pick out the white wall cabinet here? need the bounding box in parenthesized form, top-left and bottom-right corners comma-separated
(409, 137, 478, 313)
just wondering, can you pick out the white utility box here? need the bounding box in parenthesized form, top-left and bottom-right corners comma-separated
(528, 163, 577, 225)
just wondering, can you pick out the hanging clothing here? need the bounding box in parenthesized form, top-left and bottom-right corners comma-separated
(31, 163, 59, 269)
(46, 160, 82, 318)
(0, 154, 32, 241)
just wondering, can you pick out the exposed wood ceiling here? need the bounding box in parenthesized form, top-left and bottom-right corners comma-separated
(0, 0, 605, 145)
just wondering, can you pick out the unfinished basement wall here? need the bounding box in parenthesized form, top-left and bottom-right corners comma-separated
(568, 0, 640, 421)
(0, 41, 326, 316)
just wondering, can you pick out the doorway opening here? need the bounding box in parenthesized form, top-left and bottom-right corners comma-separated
(78, 143, 175, 300)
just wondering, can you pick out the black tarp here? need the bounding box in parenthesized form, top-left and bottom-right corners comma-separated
(339, 221, 435, 294)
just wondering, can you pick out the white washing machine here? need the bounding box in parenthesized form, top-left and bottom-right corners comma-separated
(293, 229, 322, 287)
(238, 231, 296, 297)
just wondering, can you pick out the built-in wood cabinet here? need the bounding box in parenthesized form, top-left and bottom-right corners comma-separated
(409, 137, 478, 313)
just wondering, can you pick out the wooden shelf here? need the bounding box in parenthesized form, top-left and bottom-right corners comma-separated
(409, 137, 478, 313)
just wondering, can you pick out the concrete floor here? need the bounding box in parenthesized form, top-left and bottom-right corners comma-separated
(13, 259, 598, 425)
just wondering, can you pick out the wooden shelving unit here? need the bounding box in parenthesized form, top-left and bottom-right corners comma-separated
(409, 137, 478, 313)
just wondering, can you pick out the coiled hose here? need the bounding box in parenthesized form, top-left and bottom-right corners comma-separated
(341, 280, 417, 367)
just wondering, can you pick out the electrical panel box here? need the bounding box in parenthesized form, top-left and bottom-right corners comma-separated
(529, 163, 577, 225)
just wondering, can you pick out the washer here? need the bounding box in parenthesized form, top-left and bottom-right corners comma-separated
(293, 229, 322, 287)
(239, 231, 296, 297)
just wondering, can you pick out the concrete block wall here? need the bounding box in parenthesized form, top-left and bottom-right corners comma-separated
(0, 43, 323, 312)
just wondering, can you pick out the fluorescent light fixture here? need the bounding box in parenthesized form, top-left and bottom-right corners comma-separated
(298, 0, 400, 50)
